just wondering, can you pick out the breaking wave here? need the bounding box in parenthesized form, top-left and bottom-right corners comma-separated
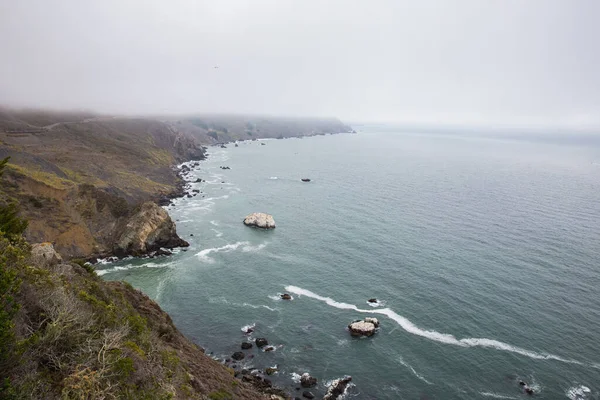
(284, 285, 592, 367)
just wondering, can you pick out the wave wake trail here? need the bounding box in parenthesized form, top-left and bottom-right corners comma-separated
(284, 286, 589, 366)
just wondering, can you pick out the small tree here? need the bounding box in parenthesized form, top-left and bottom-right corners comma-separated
(0, 158, 28, 239)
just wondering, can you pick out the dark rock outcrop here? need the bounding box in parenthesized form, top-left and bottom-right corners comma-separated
(241, 342, 253, 350)
(323, 376, 353, 400)
(231, 352, 245, 361)
(280, 293, 292, 300)
(302, 391, 315, 399)
(255, 338, 269, 348)
(300, 373, 317, 388)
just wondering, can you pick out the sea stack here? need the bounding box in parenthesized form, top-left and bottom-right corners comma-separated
(243, 213, 276, 229)
(348, 317, 380, 337)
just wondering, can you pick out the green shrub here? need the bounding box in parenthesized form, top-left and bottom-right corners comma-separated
(208, 389, 233, 400)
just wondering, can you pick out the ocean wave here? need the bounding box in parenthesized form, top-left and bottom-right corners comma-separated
(196, 241, 248, 263)
(480, 392, 517, 399)
(96, 261, 172, 276)
(211, 228, 223, 237)
(397, 356, 432, 385)
(210, 220, 219, 226)
(269, 176, 278, 180)
(242, 243, 267, 252)
(284, 285, 593, 367)
(567, 385, 591, 400)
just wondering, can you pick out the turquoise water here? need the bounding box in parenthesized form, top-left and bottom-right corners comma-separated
(98, 128, 600, 399)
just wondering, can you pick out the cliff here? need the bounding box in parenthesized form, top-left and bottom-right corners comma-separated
(165, 114, 353, 144)
(0, 110, 205, 259)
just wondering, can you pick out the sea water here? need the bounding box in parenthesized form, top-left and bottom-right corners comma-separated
(98, 127, 600, 399)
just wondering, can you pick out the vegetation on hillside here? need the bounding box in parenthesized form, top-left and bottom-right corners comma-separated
(0, 158, 268, 399)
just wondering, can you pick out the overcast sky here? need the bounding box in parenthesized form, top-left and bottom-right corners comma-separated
(0, 0, 598, 129)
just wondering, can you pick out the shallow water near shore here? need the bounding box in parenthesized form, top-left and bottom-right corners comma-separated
(98, 128, 600, 399)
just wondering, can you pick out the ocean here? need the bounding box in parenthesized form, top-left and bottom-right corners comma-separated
(97, 127, 600, 399)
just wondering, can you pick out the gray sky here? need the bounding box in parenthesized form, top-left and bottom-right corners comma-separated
(1, 0, 599, 129)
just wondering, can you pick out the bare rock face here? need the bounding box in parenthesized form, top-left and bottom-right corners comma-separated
(243, 213, 276, 229)
(30, 242, 63, 268)
(114, 202, 189, 257)
(323, 376, 353, 400)
(348, 318, 380, 337)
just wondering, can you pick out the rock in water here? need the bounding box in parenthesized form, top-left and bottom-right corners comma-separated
(231, 351, 245, 361)
(302, 391, 315, 399)
(280, 293, 292, 300)
(323, 376, 353, 400)
(348, 318, 379, 337)
(368, 298, 378, 303)
(114, 202, 189, 257)
(30, 243, 63, 268)
(300, 373, 317, 388)
(243, 213, 276, 229)
(255, 338, 269, 348)
(241, 342, 253, 350)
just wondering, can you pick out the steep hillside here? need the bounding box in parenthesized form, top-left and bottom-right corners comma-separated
(0, 240, 275, 400)
(0, 110, 205, 259)
(166, 114, 353, 144)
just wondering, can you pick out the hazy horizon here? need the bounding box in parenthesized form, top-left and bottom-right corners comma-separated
(1, 0, 599, 131)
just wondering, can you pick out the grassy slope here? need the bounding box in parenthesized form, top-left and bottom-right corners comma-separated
(0, 237, 268, 399)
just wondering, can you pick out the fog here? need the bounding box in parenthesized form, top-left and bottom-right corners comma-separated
(1, 0, 598, 129)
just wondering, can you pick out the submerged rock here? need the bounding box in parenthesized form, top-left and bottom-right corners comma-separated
(231, 351, 245, 361)
(300, 373, 317, 388)
(113, 202, 189, 257)
(241, 342, 253, 350)
(302, 391, 314, 399)
(323, 376, 353, 400)
(243, 213, 276, 229)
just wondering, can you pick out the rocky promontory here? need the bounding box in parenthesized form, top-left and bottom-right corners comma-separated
(113, 202, 189, 257)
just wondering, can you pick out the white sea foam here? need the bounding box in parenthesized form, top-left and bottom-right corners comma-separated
(567, 385, 591, 400)
(211, 229, 223, 237)
(269, 176, 278, 180)
(196, 242, 248, 263)
(290, 372, 302, 383)
(480, 392, 517, 399)
(242, 243, 267, 252)
(367, 299, 386, 308)
(397, 357, 432, 385)
(210, 220, 219, 226)
(96, 261, 171, 276)
(241, 323, 255, 333)
(284, 285, 592, 366)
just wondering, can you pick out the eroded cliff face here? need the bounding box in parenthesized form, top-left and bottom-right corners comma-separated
(114, 202, 189, 257)
(2, 169, 188, 259)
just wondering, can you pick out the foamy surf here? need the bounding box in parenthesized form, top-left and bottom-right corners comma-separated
(96, 261, 173, 276)
(196, 241, 248, 263)
(480, 392, 517, 399)
(284, 285, 592, 367)
(567, 385, 591, 400)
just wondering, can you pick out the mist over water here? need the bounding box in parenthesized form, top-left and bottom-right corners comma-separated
(98, 128, 600, 399)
